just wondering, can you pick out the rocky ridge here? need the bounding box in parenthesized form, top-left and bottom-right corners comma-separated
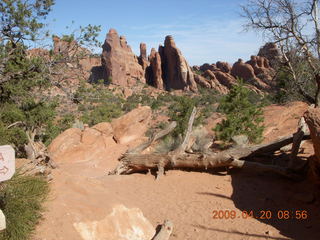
(99, 29, 277, 94)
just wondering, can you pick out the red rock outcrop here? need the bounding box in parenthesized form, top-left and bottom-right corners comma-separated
(101, 29, 145, 86)
(246, 55, 275, 84)
(148, 48, 164, 89)
(199, 63, 218, 72)
(213, 71, 236, 88)
(231, 58, 269, 89)
(48, 106, 152, 163)
(216, 61, 231, 73)
(160, 35, 198, 92)
(111, 106, 152, 144)
(194, 74, 229, 94)
(138, 43, 149, 70)
(258, 42, 282, 67)
(203, 70, 236, 89)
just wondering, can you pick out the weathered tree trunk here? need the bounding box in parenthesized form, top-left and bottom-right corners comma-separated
(304, 107, 320, 182)
(109, 107, 310, 179)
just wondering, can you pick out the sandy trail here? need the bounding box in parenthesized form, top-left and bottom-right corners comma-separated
(34, 155, 320, 240)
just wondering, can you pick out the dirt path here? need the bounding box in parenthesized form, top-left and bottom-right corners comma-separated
(34, 156, 320, 240)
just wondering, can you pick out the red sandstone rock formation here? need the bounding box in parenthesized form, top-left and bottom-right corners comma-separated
(246, 55, 275, 84)
(138, 43, 149, 70)
(216, 61, 231, 73)
(101, 29, 145, 86)
(203, 70, 235, 89)
(194, 74, 229, 94)
(149, 48, 164, 89)
(160, 35, 198, 92)
(231, 58, 269, 89)
(199, 63, 218, 72)
(258, 42, 282, 67)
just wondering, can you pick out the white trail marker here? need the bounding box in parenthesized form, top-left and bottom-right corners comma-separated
(0, 145, 15, 182)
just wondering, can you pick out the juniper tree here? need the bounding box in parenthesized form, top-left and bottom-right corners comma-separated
(214, 80, 265, 143)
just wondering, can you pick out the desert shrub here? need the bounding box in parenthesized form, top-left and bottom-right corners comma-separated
(122, 93, 155, 112)
(0, 174, 49, 240)
(155, 135, 182, 153)
(271, 65, 316, 104)
(214, 80, 264, 143)
(80, 103, 123, 125)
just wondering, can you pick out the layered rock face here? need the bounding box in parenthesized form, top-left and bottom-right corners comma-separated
(101, 29, 145, 86)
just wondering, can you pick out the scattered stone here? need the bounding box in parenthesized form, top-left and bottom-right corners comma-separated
(0, 209, 6, 231)
(232, 135, 249, 147)
(73, 205, 155, 240)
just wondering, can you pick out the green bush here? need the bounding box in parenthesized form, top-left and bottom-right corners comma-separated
(0, 174, 49, 240)
(214, 80, 264, 143)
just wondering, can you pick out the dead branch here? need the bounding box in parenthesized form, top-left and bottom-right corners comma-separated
(109, 106, 310, 179)
(171, 107, 197, 155)
(289, 117, 310, 170)
(128, 121, 177, 154)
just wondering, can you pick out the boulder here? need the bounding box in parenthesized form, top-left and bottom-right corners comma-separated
(48, 128, 82, 159)
(148, 48, 164, 89)
(48, 126, 116, 164)
(101, 29, 145, 86)
(112, 106, 152, 144)
(0, 209, 5, 231)
(73, 205, 155, 240)
(92, 122, 113, 136)
(161, 35, 198, 92)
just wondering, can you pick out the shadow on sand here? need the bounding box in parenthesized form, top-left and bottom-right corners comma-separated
(200, 166, 320, 240)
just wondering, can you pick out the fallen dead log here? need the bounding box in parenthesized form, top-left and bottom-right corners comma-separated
(109, 107, 310, 179)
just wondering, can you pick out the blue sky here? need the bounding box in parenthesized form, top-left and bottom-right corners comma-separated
(46, 0, 266, 65)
